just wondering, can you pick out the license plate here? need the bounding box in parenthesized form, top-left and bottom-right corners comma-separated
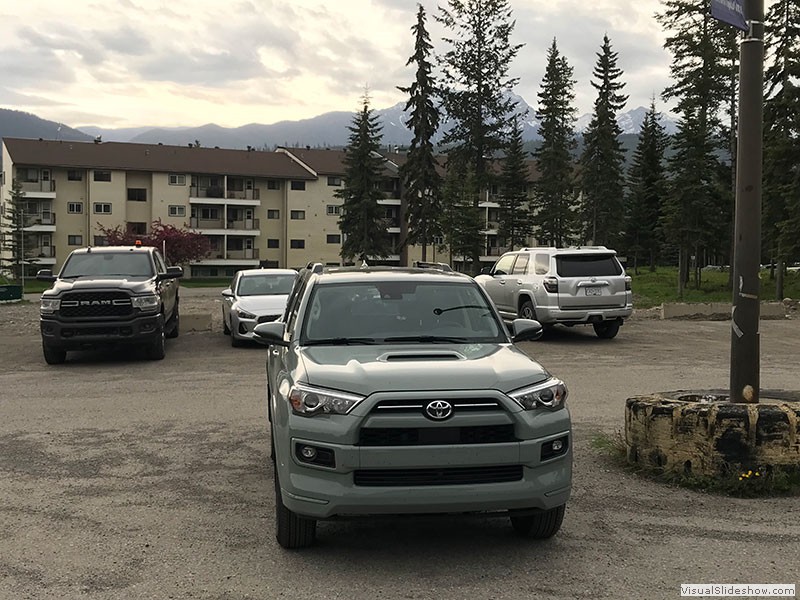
(585, 287, 602, 296)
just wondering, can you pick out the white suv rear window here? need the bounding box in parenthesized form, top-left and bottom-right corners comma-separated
(556, 255, 622, 277)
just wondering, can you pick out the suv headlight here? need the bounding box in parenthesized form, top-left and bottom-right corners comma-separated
(132, 294, 159, 312)
(236, 308, 257, 319)
(508, 378, 568, 411)
(40, 297, 60, 314)
(288, 383, 364, 416)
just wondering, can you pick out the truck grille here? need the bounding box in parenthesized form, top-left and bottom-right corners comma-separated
(359, 424, 516, 446)
(60, 292, 133, 318)
(353, 465, 523, 487)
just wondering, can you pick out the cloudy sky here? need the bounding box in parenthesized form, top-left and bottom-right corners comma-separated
(0, 0, 697, 129)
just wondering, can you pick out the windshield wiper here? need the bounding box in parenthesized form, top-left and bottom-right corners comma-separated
(383, 335, 469, 343)
(303, 337, 377, 346)
(433, 305, 491, 316)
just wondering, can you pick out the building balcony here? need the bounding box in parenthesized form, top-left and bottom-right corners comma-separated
(485, 246, 509, 257)
(19, 180, 56, 198)
(30, 246, 57, 265)
(23, 213, 56, 232)
(190, 185, 224, 199)
(226, 248, 260, 260)
(226, 189, 260, 200)
(226, 218, 260, 231)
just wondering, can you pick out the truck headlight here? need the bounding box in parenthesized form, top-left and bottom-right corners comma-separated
(132, 294, 159, 312)
(288, 383, 364, 416)
(40, 298, 61, 314)
(508, 378, 568, 411)
(236, 308, 257, 319)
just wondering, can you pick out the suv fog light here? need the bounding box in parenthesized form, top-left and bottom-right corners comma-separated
(541, 436, 569, 461)
(552, 440, 563, 452)
(294, 443, 336, 468)
(300, 446, 317, 460)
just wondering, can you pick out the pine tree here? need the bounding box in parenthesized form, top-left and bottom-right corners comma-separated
(398, 4, 443, 262)
(0, 179, 36, 281)
(763, 0, 800, 298)
(656, 0, 737, 292)
(336, 95, 393, 262)
(497, 116, 533, 250)
(441, 165, 483, 264)
(624, 101, 669, 274)
(578, 34, 628, 248)
(437, 0, 523, 271)
(532, 38, 578, 247)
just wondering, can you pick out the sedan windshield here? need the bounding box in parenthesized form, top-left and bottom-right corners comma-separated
(301, 281, 505, 344)
(60, 253, 154, 278)
(237, 274, 296, 296)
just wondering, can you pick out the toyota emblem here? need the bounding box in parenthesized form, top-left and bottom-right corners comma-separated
(425, 400, 453, 420)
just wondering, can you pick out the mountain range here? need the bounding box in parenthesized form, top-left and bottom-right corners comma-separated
(1, 94, 678, 153)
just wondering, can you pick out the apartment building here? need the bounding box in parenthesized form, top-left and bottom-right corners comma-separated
(1, 137, 535, 278)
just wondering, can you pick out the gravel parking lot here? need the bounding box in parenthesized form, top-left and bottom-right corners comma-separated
(1, 290, 798, 600)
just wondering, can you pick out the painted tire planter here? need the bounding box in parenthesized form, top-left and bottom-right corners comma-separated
(625, 390, 800, 478)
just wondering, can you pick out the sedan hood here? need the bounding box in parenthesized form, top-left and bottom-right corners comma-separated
(236, 295, 289, 315)
(299, 343, 550, 396)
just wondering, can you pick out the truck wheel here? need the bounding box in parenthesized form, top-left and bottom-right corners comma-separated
(146, 328, 166, 360)
(519, 300, 537, 321)
(222, 311, 230, 335)
(166, 305, 180, 339)
(509, 504, 565, 539)
(593, 320, 620, 339)
(42, 343, 66, 365)
(274, 468, 316, 549)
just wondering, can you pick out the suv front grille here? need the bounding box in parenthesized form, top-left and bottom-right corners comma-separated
(359, 424, 516, 446)
(371, 398, 503, 414)
(60, 292, 133, 318)
(353, 465, 523, 487)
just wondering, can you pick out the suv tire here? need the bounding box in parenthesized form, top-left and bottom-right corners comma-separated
(519, 299, 537, 321)
(146, 327, 166, 360)
(593, 320, 620, 339)
(166, 303, 180, 339)
(509, 504, 565, 539)
(274, 467, 316, 549)
(42, 343, 66, 365)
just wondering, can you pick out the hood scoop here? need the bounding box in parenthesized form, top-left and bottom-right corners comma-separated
(380, 351, 465, 362)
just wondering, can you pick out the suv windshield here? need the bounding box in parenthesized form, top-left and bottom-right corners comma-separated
(237, 274, 295, 296)
(60, 252, 154, 278)
(301, 281, 505, 344)
(556, 255, 622, 277)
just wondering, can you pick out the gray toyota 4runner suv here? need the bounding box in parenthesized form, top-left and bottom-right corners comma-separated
(254, 263, 571, 549)
(477, 246, 633, 339)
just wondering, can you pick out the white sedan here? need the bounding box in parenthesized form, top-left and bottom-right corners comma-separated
(221, 268, 298, 347)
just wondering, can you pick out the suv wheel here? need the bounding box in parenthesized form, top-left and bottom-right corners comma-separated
(593, 320, 620, 339)
(509, 504, 565, 539)
(222, 311, 230, 335)
(274, 466, 317, 549)
(146, 328, 166, 360)
(166, 304, 180, 339)
(42, 343, 66, 365)
(519, 300, 537, 321)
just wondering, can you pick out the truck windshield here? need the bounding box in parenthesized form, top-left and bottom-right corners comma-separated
(60, 253, 155, 278)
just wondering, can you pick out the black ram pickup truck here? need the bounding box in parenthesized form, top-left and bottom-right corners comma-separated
(36, 245, 183, 364)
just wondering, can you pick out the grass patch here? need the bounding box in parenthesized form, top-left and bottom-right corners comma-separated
(179, 278, 228, 289)
(591, 431, 800, 497)
(629, 267, 800, 309)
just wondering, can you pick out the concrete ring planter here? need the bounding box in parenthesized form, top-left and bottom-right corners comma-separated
(625, 390, 800, 478)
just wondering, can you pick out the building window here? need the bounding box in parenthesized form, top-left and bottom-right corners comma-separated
(267, 179, 280, 190)
(433, 235, 444, 245)
(127, 222, 147, 235)
(67, 235, 83, 246)
(93, 236, 110, 247)
(17, 168, 38, 182)
(67, 202, 83, 214)
(127, 188, 147, 202)
(199, 207, 219, 220)
(168, 205, 186, 217)
(267, 238, 280, 249)
(94, 170, 111, 182)
(169, 174, 186, 185)
(290, 239, 305, 249)
(326, 234, 341, 244)
(327, 176, 342, 186)
(267, 209, 280, 219)
(67, 170, 83, 181)
(93, 203, 112, 214)
(290, 210, 305, 220)
(290, 180, 306, 191)
(326, 205, 341, 216)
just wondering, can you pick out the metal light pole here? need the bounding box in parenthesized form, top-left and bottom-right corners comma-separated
(730, 0, 764, 403)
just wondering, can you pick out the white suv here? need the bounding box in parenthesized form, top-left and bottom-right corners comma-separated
(477, 246, 633, 339)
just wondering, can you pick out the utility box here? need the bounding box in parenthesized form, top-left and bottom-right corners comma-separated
(0, 285, 23, 301)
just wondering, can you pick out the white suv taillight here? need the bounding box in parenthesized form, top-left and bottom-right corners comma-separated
(543, 276, 558, 293)
(625, 276, 632, 291)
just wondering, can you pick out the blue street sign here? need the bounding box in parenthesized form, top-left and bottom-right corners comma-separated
(711, 0, 749, 31)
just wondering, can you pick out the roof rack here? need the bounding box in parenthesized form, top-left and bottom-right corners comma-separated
(305, 262, 324, 274)
(413, 261, 452, 272)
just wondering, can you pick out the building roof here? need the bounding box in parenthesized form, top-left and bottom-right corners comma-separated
(280, 147, 346, 175)
(3, 137, 316, 179)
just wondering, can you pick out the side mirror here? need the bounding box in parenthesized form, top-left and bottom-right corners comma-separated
(36, 269, 56, 282)
(253, 321, 289, 347)
(480, 266, 492, 275)
(221, 288, 233, 298)
(157, 266, 183, 281)
(510, 318, 543, 343)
